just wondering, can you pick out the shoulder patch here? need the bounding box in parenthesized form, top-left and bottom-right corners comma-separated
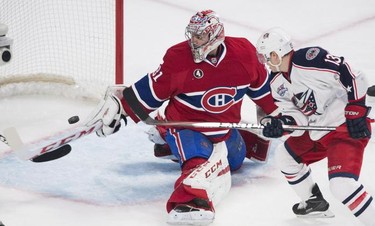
(305, 47, 320, 60)
(193, 69, 204, 79)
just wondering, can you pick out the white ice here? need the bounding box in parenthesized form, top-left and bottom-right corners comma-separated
(1, 0, 375, 225)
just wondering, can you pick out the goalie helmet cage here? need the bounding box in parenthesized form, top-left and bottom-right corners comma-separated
(0, 0, 124, 98)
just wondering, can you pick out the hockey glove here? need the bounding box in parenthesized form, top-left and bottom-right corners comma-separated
(345, 103, 371, 139)
(260, 115, 296, 138)
(95, 94, 127, 137)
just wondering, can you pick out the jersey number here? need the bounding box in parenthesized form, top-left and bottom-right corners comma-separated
(324, 54, 341, 66)
(150, 65, 163, 82)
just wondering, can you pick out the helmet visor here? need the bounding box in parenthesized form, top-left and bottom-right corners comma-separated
(185, 27, 209, 49)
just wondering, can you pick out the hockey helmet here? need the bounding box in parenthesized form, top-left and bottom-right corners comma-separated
(185, 10, 225, 63)
(256, 27, 293, 64)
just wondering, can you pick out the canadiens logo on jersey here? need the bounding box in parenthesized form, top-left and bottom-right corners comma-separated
(193, 69, 204, 79)
(292, 89, 320, 116)
(201, 87, 237, 113)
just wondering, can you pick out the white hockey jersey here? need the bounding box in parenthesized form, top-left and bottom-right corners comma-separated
(270, 47, 368, 140)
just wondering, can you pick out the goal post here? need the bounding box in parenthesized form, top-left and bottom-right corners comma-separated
(0, 0, 124, 98)
(115, 0, 124, 85)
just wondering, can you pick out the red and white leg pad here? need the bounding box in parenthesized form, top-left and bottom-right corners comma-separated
(167, 141, 231, 225)
(239, 130, 271, 162)
(182, 141, 231, 206)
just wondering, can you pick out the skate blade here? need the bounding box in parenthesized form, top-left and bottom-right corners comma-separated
(296, 209, 335, 218)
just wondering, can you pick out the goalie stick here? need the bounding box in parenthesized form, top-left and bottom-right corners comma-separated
(4, 120, 103, 162)
(3, 98, 106, 162)
(2, 128, 70, 162)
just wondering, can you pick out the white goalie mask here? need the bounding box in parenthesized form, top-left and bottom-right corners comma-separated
(256, 27, 293, 65)
(185, 10, 225, 63)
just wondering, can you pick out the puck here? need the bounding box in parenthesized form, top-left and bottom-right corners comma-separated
(68, 115, 80, 124)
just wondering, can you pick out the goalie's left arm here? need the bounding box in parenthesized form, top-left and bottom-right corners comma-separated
(90, 84, 154, 137)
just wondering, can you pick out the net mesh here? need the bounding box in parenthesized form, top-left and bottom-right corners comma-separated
(0, 0, 117, 97)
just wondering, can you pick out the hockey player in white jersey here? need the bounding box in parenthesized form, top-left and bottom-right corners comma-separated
(255, 27, 375, 225)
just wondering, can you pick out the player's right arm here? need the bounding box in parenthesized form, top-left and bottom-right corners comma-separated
(244, 51, 278, 116)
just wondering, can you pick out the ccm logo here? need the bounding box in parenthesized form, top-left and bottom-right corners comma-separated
(39, 124, 100, 155)
(188, 160, 223, 179)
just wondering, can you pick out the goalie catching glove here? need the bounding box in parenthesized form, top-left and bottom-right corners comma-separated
(93, 94, 127, 137)
(345, 102, 372, 139)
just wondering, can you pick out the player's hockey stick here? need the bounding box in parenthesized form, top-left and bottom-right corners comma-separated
(122, 88, 351, 132)
(142, 118, 342, 131)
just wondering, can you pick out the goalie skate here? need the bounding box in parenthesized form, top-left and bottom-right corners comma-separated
(292, 184, 335, 218)
(167, 206, 214, 225)
(167, 198, 214, 226)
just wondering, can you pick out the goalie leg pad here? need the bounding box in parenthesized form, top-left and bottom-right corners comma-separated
(166, 143, 231, 225)
(166, 158, 208, 213)
(182, 141, 231, 207)
(239, 130, 271, 162)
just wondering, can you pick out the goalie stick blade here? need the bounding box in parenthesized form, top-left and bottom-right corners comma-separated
(31, 144, 72, 163)
(3, 127, 24, 156)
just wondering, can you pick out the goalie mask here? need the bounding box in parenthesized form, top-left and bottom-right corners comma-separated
(185, 10, 225, 63)
(256, 27, 293, 65)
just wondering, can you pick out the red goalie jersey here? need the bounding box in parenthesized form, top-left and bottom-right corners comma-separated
(123, 37, 277, 137)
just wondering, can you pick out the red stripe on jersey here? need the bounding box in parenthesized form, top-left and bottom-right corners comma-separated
(171, 129, 186, 161)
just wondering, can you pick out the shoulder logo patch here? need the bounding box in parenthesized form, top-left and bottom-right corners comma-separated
(306, 47, 320, 60)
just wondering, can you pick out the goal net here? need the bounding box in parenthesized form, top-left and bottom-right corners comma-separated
(0, 0, 123, 100)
